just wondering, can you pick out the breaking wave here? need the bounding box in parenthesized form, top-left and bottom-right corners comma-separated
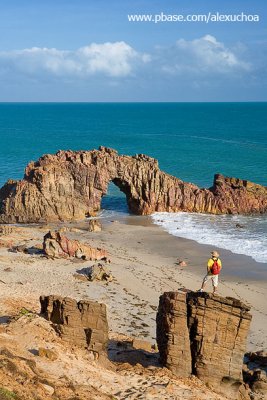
(151, 212, 267, 264)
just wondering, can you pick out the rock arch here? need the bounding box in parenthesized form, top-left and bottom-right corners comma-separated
(0, 146, 266, 223)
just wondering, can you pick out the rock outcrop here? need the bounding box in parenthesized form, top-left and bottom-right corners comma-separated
(0, 146, 266, 223)
(156, 291, 252, 399)
(0, 315, 237, 400)
(88, 219, 102, 232)
(76, 264, 113, 282)
(0, 225, 14, 235)
(243, 351, 267, 399)
(43, 230, 107, 260)
(40, 295, 109, 355)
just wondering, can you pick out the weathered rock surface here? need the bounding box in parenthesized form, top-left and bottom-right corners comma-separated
(40, 295, 109, 355)
(43, 230, 107, 260)
(243, 351, 267, 399)
(88, 219, 102, 232)
(0, 315, 232, 400)
(0, 225, 14, 235)
(156, 291, 192, 378)
(77, 264, 113, 282)
(0, 316, 113, 400)
(156, 291, 252, 399)
(38, 347, 58, 361)
(0, 146, 266, 223)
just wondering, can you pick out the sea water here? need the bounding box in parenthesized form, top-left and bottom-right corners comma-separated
(151, 213, 267, 264)
(0, 102, 266, 262)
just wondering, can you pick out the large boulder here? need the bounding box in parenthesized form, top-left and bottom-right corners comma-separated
(0, 147, 266, 223)
(43, 230, 107, 260)
(156, 291, 252, 399)
(40, 295, 108, 355)
(83, 264, 113, 282)
(88, 219, 102, 232)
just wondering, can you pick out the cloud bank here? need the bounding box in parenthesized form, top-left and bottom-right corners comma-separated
(0, 36, 251, 80)
(0, 41, 150, 78)
(159, 35, 250, 75)
(0, 35, 263, 101)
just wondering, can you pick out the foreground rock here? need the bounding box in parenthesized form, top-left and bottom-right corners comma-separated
(0, 315, 230, 400)
(75, 264, 113, 282)
(43, 230, 107, 260)
(0, 146, 266, 223)
(243, 351, 267, 399)
(40, 295, 109, 355)
(156, 291, 252, 399)
(88, 219, 102, 232)
(0, 315, 114, 400)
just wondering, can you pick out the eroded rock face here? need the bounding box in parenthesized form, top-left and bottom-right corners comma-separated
(88, 219, 102, 232)
(156, 291, 192, 378)
(243, 351, 267, 400)
(0, 146, 266, 223)
(43, 230, 107, 260)
(156, 291, 252, 399)
(40, 295, 109, 355)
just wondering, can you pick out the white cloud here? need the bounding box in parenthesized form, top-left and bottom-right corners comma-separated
(77, 42, 149, 77)
(159, 35, 250, 75)
(0, 42, 150, 78)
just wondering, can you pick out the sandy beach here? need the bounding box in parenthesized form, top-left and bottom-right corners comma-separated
(0, 216, 266, 352)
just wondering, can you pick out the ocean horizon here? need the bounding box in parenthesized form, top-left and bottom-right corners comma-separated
(0, 102, 266, 263)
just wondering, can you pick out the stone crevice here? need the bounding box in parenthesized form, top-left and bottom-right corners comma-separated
(228, 315, 243, 378)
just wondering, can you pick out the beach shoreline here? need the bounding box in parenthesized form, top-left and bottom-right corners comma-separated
(0, 216, 266, 353)
(119, 214, 267, 282)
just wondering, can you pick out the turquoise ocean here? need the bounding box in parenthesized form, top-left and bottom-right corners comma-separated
(0, 103, 266, 263)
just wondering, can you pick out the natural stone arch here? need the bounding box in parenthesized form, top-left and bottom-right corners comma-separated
(0, 146, 266, 223)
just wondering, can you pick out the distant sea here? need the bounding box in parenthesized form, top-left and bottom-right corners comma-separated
(0, 103, 266, 263)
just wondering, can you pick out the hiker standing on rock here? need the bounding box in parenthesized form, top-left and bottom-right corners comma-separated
(199, 251, 222, 294)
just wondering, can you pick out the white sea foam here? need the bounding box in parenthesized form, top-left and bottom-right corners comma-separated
(151, 212, 267, 264)
(95, 208, 129, 219)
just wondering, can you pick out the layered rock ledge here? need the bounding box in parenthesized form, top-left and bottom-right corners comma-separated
(156, 291, 252, 399)
(0, 146, 266, 222)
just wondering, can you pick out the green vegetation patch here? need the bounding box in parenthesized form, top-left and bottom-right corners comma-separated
(18, 308, 31, 316)
(13, 308, 36, 321)
(0, 387, 17, 399)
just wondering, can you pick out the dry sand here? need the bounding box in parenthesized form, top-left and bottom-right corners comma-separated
(0, 216, 266, 353)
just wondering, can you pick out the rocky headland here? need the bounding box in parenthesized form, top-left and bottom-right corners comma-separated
(0, 146, 266, 222)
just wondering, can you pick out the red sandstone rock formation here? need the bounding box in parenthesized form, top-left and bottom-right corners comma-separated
(40, 295, 109, 355)
(43, 230, 107, 260)
(0, 146, 266, 223)
(156, 291, 252, 399)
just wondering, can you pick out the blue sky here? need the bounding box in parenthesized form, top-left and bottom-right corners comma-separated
(0, 0, 266, 101)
